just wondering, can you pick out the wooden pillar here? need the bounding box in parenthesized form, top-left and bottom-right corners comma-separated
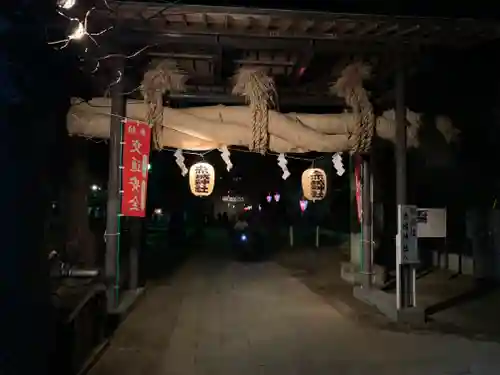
(105, 57, 125, 312)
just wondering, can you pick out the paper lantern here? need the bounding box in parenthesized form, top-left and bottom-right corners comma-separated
(189, 162, 215, 196)
(301, 168, 327, 201)
(299, 199, 308, 212)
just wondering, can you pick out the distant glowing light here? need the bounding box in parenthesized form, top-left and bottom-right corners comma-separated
(148, 163, 152, 171)
(90, 184, 101, 191)
(58, 0, 76, 9)
(69, 22, 86, 40)
(299, 199, 308, 212)
(154, 208, 163, 215)
(274, 193, 280, 202)
(266, 194, 272, 203)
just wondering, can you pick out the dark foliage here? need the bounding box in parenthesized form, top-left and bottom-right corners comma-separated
(0, 2, 73, 374)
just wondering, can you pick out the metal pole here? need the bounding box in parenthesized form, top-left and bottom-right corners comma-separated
(361, 157, 373, 287)
(105, 57, 125, 312)
(395, 62, 415, 309)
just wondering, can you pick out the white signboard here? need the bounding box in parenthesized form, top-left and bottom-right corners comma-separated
(417, 208, 447, 238)
(397, 205, 419, 264)
(222, 195, 244, 203)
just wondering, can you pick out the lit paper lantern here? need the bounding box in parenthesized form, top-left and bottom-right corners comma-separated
(189, 162, 215, 197)
(274, 193, 281, 202)
(301, 168, 327, 201)
(299, 199, 308, 212)
(266, 194, 272, 203)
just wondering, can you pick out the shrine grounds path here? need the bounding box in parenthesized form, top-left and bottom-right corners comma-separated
(88, 258, 500, 375)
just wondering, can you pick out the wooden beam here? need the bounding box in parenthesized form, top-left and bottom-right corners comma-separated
(148, 52, 216, 60)
(290, 48, 314, 85)
(101, 2, 500, 35)
(213, 47, 224, 85)
(102, 31, 397, 53)
(96, 2, 500, 46)
(103, 18, 473, 46)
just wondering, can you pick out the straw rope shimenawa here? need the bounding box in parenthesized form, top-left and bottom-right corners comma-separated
(331, 62, 375, 154)
(141, 59, 187, 149)
(232, 67, 277, 154)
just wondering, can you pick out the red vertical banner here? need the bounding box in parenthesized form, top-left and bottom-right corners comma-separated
(354, 155, 363, 224)
(121, 120, 151, 217)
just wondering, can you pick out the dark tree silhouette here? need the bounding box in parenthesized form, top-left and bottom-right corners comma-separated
(0, 3, 71, 374)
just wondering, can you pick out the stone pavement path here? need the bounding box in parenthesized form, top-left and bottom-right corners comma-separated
(89, 260, 500, 375)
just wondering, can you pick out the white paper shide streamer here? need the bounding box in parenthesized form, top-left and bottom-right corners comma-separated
(332, 152, 345, 176)
(174, 149, 188, 176)
(277, 153, 290, 180)
(219, 146, 233, 171)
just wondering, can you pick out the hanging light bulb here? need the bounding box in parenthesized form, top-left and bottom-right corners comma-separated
(68, 22, 86, 40)
(58, 0, 76, 9)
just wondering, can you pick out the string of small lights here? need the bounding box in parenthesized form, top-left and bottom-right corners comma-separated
(50, 0, 182, 82)
(50, 5, 112, 50)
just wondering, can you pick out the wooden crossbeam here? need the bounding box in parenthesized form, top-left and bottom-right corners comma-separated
(96, 2, 500, 47)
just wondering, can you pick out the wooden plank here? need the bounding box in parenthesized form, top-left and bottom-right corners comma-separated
(96, 1, 500, 44)
(97, 17, 499, 48)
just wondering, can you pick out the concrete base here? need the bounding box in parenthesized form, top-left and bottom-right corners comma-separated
(110, 287, 145, 316)
(353, 286, 425, 324)
(341, 262, 387, 288)
(432, 251, 474, 276)
(397, 306, 426, 325)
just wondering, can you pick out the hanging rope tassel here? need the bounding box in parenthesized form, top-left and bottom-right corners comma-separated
(232, 67, 276, 155)
(141, 59, 187, 150)
(331, 62, 375, 154)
